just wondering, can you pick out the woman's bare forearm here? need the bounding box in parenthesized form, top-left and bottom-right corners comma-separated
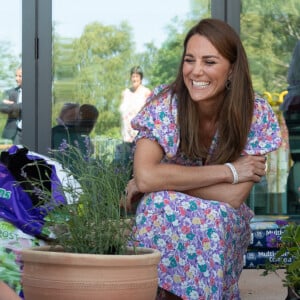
(186, 181, 254, 208)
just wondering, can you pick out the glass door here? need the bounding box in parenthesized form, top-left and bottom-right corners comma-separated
(241, 0, 300, 215)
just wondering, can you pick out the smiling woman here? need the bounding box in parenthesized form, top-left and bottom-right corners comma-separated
(125, 18, 281, 300)
(1, 1, 300, 299)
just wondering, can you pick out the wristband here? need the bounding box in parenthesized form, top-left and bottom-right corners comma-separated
(225, 162, 239, 184)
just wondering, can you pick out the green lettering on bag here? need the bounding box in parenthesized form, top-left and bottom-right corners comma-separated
(0, 188, 11, 199)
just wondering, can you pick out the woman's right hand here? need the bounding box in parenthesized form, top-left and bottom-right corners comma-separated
(122, 178, 144, 212)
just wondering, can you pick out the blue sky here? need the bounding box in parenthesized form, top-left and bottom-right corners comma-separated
(53, 0, 191, 51)
(0, 0, 191, 55)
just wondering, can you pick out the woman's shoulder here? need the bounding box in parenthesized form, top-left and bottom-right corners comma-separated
(254, 94, 270, 107)
(132, 84, 180, 157)
(252, 95, 279, 123)
(142, 85, 177, 113)
(133, 84, 176, 120)
(152, 84, 170, 95)
(147, 84, 172, 101)
(244, 95, 282, 154)
(253, 95, 277, 118)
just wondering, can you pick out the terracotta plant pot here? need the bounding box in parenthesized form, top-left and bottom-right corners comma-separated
(21, 245, 161, 300)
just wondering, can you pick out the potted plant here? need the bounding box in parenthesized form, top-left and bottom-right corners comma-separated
(263, 221, 300, 300)
(19, 142, 161, 300)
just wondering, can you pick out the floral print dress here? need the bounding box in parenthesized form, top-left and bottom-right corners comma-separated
(131, 85, 282, 300)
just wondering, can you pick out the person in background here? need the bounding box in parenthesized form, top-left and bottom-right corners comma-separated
(76, 103, 99, 156)
(51, 103, 99, 170)
(0, 65, 22, 144)
(55, 102, 80, 128)
(51, 102, 80, 149)
(118, 66, 151, 171)
(125, 18, 282, 300)
(77, 103, 99, 136)
(119, 66, 151, 143)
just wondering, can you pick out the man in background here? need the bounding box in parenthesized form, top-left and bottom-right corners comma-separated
(0, 65, 22, 144)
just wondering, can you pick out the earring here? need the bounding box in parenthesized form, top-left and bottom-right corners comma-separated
(225, 79, 231, 90)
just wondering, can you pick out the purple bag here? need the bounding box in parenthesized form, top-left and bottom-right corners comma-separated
(0, 145, 66, 237)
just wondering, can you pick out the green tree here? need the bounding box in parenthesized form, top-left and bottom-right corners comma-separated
(145, 0, 210, 88)
(53, 21, 135, 138)
(52, 36, 78, 102)
(241, 0, 300, 95)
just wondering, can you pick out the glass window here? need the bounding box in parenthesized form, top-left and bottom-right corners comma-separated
(241, 0, 300, 215)
(51, 0, 210, 165)
(0, 0, 22, 149)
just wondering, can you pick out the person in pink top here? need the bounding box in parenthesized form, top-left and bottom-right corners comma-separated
(119, 66, 151, 143)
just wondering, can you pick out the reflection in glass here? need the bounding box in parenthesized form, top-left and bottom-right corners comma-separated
(0, 0, 21, 149)
(52, 0, 209, 163)
(51, 102, 99, 166)
(241, 0, 300, 215)
(119, 65, 151, 143)
(0, 66, 22, 145)
(281, 40, 300, 214)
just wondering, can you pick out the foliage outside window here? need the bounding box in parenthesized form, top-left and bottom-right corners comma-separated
(51, 0, 210, 139)
(241, 0, 300, 95)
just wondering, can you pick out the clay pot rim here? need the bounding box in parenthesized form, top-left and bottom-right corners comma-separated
(22, 245, 161, 266)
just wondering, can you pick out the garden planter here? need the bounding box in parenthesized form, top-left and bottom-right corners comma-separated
(21, 245, 161, 300)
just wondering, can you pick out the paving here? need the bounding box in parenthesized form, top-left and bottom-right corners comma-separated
(239, 215, 300, 299)
(239, 269, 287, 299)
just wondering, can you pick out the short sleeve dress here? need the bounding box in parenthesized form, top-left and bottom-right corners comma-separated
(131, 85, 282, 300)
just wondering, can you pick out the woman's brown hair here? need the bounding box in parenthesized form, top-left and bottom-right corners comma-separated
(172, 18, 254, 164)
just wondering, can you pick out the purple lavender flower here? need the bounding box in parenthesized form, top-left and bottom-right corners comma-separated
(58, 139, 69, 151)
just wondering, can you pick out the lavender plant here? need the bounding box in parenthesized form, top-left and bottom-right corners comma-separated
(25, 142, 134, 255)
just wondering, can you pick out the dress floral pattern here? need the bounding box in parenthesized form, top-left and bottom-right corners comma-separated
(131, 85, 282, 300)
